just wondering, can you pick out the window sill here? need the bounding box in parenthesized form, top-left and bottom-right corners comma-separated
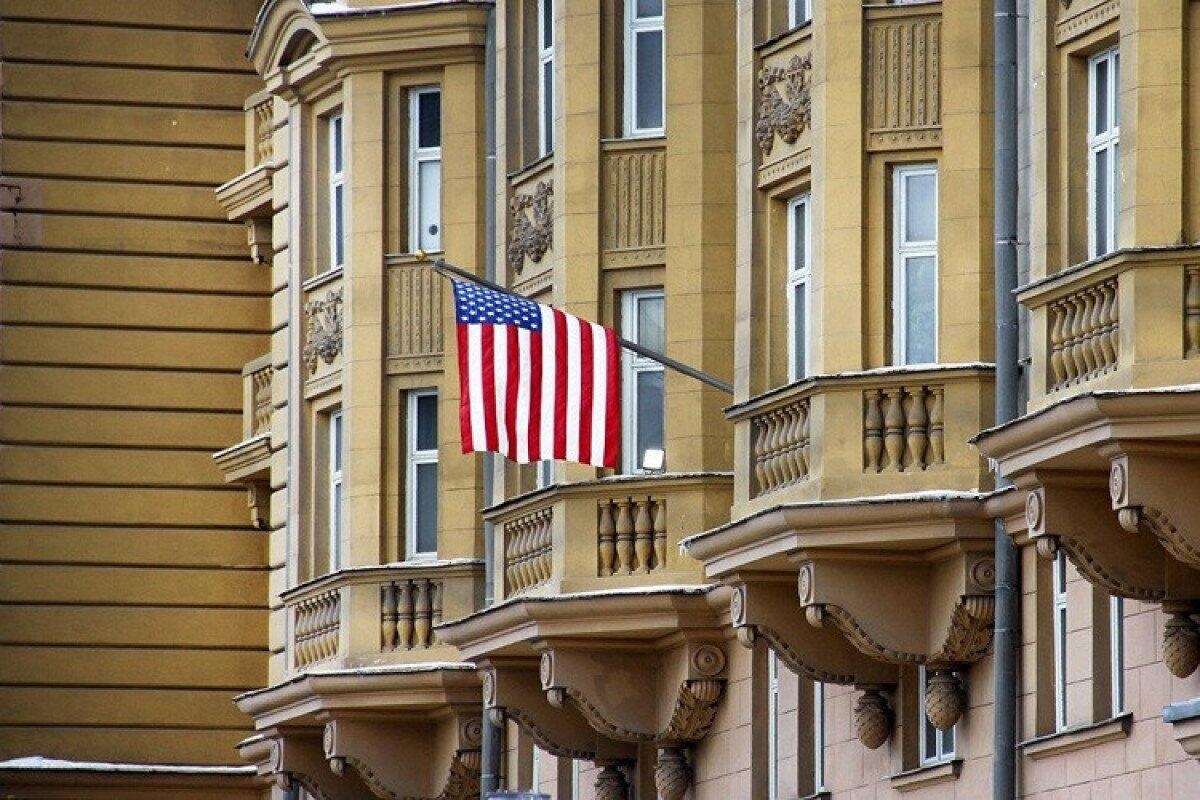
(302, 266, 344, 292)
(799, 792, 831, 800)
(890, 759, 962, 792)
(1020, 712, 1132, 760)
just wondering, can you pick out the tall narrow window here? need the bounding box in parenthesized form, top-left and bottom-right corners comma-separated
(813, 681, 825, 792)
(1088, 47, 1120, 259)
(789, 0, 811, 27)
(329, 113, 346, 270)
(536, 459, 555, 489)
(625, 0, 665, 137)
(538, 0, 554, 155)
(1111, 595, 1125, 714)
(788, 194, 812, 381)
(767, 651, 780, 800)
(407, 390, 439, 559)
(892, 164, 938, 365)
(1053, 550, 1069, 730)
(621, 289, 665, 473)
(919, 666, 956, 763)
(328, 409, 344, 572)
(410, 87, 442, 253)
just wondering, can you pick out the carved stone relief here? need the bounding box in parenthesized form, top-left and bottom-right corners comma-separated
(865, 15, 942, 150)
(755, 54, 813, 157)
(507, 180, 553, 273)
(303, 288, 343, 374)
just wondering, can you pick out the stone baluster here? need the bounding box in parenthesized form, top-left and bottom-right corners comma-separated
(615, 499, 635, 575)
(535, 511, 552, 585)
(1068, 295, 1089, 380)
(798, 401, 811, 477)
(905, 386, 929, 470)
(1048, 303, 1067, 388)
(1187, 267, 1200, 358)
(883, 389, 906, 470)
(382, 583, 398, 650)
(397, 580, 414, 649)
(1100, 280, 1119, 367)
(414, 579, 432, 648)
(652, 498, 667, 572)
(928, 387, 945, 464)
(752, 417, 770, 493)
(598, 501, 617, 576)
(1086, 287, 1106, 373)
(864, 390, 884, 472)
(634, 499, 653, 573)
(430, 581, 443, 641)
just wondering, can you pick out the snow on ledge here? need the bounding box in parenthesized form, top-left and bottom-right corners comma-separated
(0, 757, 255, 775)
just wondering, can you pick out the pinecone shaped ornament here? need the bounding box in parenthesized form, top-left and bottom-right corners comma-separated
(854, 687, 893, 750)
(1164, 611, 1200, 679)
(924, 669, 967, 731)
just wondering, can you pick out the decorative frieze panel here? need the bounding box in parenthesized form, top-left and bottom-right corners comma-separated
(381, 578, 444, 651)
(1047, 278, 1118, 391)
(293, 587, 341, 668)
(755, 53, 813, 157)
(863, 384, 945, 472)
(1055, 0, 1120, 46)
(601, 143, 665, 268)
(508, 180, 553, 274)
(303, 288, 343, 375)
(751, 398, 811, 495)
(865, 13, 942, 151)
(387, 258, 445, 374)
(597, 497, 667, 576)
(504, 508, 553, 596)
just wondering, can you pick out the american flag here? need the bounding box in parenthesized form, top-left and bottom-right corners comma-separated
(453, 280, 620, 468)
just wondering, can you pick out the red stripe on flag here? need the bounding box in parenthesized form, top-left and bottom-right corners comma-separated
(480, 323, 499, 453)
(456, 323, 474, 454)
(528, 331, 543, 461)
(604, 326, 620, 468)
(577, 321, 594, 465)
(505, 323, 520, 461)
(552, 308, 568, 460)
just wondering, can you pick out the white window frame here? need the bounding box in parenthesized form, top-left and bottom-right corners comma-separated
(621, 289, 665, 474)
(1088, 46, 1120, 259)
(1111, 595, 1125, 715)
(623, 0, 665, 138)
(767, 650, 780, 800)
(537, 0, 554, 156)
(918, 665, 956, 764)
(329, 112, 345, 270)
(892, 163, 939, 365)
(789, 0, 811, 27)
(328, 409, 344, 572)
(570, 758, 580, 800)
(536, 459, 555, 489)
(409, 87, 442, 253)
(813, 681, 825, 792)
(1053, 550, 1069, 731)
(406, 389, 439, 560)
(787, 194, 812, 381)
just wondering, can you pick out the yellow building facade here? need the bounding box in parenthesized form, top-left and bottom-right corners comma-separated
(4, 1, 1200, 799)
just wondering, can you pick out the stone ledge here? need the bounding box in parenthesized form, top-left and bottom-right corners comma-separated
(890, 759, 961, 792)
(1020, 713, 1132, 760)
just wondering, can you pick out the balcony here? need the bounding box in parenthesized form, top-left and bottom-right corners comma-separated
(728, 364, 994, 517)
(484, 473, 733, 602)
(1022, 245, 1200, 410)
(215, 90, 275, 235)
(212, 354, 274, 528)
(282, 560, 484, 673)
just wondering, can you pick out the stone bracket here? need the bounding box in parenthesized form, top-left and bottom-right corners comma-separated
(249, 729, 369, 800)
(481, 657, 636, 762)
(1109, 452, 1200, 574)
(539, 640, 728, 745)
(728, 577, 895, 685)
(323, 716, 481, 800)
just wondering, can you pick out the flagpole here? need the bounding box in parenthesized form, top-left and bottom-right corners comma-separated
(418, 252, 735, 396)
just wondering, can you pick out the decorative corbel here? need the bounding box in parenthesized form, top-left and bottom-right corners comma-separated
(539, 641, 727, 746)
(728, 578, 895, 686)
(252, 729, 366, 800)
(1108, 453, 1200, 572)
(246, 218, 272, 265)
(322, 716, 482, 800)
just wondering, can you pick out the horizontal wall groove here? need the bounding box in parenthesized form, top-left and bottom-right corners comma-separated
(1, 283, 269, 300)
(0, 16, 252, 36)
(0, 93, 245, 112)
(0, 56, 256, 78)
(0, 133, 244, 153)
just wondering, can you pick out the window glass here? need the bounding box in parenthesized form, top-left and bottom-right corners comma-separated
(414, 462, 438, 554)
(635, 370, 665, 461)
(417, 91, 441, 148)
(636, 295, 665, 354)
(636, 0, 662, 17)
(904, 172, 937, 242)
(635, 30, 664, 131)
(417, 160, 442, 251)
(415, 393, 438, 450)
(904, 255, 937, 363)
(792, 282, 807, 378)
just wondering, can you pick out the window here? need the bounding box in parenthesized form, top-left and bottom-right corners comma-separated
(919, 666, 956, 764)
(787, 194, 812, 380)
(328, 409, 345, 572)
(406, 390, 439, 558)
(625, 0, 665, 137)
(621, 290, 665, 473)
(892, 164, 938, 365)
(1053, 551, 1069, 730)
(813, 681, 826, 792)
(531, 745, 542, 793)
(768, 651, 780, 800)
(789, 0, 811, 27)
(536, 459, 555, 489)
(571, 758, 580, 800)
(410, 87, 442, 253)
(1111, 595, 1125, 714)
(1088, 47, 1120, 259)
(329, 113, 346, 270)
(538, 0, 554, 156)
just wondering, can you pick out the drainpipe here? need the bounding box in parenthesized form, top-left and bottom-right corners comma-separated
(993, 0, 1022, 797)
(480, 5, 502, 797)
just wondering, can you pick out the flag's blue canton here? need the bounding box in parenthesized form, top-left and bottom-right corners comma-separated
(453, 280, 542, 332)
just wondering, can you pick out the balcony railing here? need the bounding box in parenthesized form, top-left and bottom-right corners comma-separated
(485, 473, 733, 602)
(242, 354, 273, 440)
(1021, 246, 1200, 409)
(282, 560, 484, 672)
(729, 364, 994, 514)
(246, 90, 274, 171)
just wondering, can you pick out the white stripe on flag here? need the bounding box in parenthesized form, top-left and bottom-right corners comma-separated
(539, 306, 556, 461)
(467, 325, 487, 451)
(494, 325, 509, 458)
(590, 322, 608, 466)
(515, 327, 532, 463)
(564, 313, 582, 463)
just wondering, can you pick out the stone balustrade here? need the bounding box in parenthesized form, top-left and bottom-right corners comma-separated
(1046, 278, 1119, 391)
(485, 474, 733, 601)
(282, 560, 484, 673)
(246, 91, 274, 170)
(729, 364, 994, 514)
(242, 354, 273, 440)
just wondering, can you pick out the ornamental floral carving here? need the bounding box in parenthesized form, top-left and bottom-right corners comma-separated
(507, 180, 553, 273)
(755, 54, 812, 156)
(302, 289, 343, 374)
